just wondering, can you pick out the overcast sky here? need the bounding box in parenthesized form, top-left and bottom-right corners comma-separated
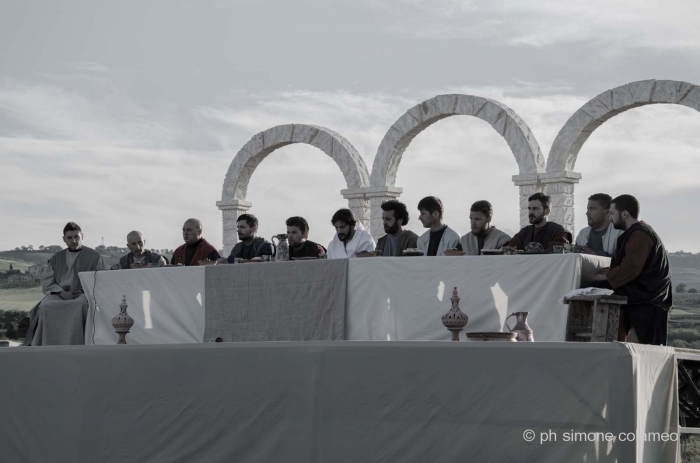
(1, 0, 699, 252)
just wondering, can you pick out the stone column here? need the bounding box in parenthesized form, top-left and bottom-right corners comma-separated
(216, 199, 252, 256)
(511, 174, 543, 230)
(340, 188, 372, 235)
(540, 171, 582, 236)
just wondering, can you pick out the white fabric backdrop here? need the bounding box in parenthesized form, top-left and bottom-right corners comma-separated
(346, 254, 609, 342)
(0, 342, 678, 463)
(82, 254, 608, 344)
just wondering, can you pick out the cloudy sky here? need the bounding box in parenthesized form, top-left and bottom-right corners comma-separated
(1, 0, 699, 253)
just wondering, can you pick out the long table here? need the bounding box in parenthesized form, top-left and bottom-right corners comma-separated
(81, 254, 609, 345)
(0, 342, 678, 462)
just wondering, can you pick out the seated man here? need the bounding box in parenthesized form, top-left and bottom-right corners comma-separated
(171, 218, 220, 266)
(589, 195, 672, 345)
(118, 231, 166, 269)
(286, 216, 326, 258)
(459, 200, 510, 255)
(376, 200, 418, 257)
(24, 222, 106, 346)
(218, 214, 273, 263)
(416, 196, 460, 256)
(575, 193, 622, 257)
(508, 193, 569, 251)
(327, 208, 375, 259)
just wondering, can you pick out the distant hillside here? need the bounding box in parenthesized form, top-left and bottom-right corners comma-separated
(670, 254, 700, 291)
(0, 250, 119, 267)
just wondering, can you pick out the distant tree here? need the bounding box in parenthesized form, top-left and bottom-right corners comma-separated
(689, 288, 699, 294)
(4, 320, 17, 339)
(27, 245, 33, 251)
(8, 264, 12, 271)
(20, 246, 27, 251)
(676, 283, 687, 294)
(13, 247, 20, 251)
(96, 245, 106, 252)
(45, 245, 62, 252)
(39, 245, 45, 250)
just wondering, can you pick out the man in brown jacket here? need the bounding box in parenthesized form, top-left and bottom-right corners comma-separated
(376, 200, 418, 257)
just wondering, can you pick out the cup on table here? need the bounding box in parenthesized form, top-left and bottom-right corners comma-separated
(552, 245, 564, 254)
(262, 255, 271, 262)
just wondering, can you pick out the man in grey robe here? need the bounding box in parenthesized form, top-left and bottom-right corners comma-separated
(118, 231, 166, 269)
(23, 222, 106, 346)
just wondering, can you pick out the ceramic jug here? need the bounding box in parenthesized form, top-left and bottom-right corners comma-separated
(506, 311, 534, 342)
(271, 234, 290, 262)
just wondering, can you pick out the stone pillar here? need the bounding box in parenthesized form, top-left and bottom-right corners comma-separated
(540, 171, 582, 236)
(216, 199, 252, 256)
(512, 174, 543, 230)
(340, 188, 372, 235)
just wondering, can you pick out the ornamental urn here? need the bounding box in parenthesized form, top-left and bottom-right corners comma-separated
(441, 287, 469, 341)
(111, 295, 135, 344)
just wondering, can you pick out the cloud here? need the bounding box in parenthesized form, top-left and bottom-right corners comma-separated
(365, 0, 700, 49)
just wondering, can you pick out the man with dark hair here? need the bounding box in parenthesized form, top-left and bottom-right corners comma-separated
(118, 231, 166, 269)
(416, 196, 460, 256)
(172, 218, 220, 266)
(376, 200, 418, 257)
(286, 216, 326, 259)
(459, 200, 511, 255)
(574, 193, 622, 257)
(508, 192, 569, 251)
(327, 208, 374, 259)
(219, 213, 273, 262)
(590, 194, 672, 345)
(24, 222, 106, 346)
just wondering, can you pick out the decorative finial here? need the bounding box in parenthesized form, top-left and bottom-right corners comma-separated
(441, 287, 469, 341)
(111, 295, 135, 344)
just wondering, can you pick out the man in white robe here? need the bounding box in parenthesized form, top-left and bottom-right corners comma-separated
(327, 208, 375, 259)
(23, 222, 106, 346)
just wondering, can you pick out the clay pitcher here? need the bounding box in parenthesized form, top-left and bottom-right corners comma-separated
(506, 312, 534, 342)
(271, 234, 290, 262)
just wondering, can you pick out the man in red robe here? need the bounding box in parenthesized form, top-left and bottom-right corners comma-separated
(171, 218, 220, 266)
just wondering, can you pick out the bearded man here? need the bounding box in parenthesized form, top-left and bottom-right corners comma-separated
(218, 214, 273, 263)
(327, 209, 374, 259)
(508, 193, 570, 251)
(286, 216, 326, 258)
(375, 200, 418, 257)
(575, 193, 622, 257)
(118, 231, 166, 269)
(23, 222, 106, 346)
(459, 200, 510, 255)
(171, 218, 220, 266)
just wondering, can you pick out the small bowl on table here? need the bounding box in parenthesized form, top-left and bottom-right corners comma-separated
(402, 248, 425, 257)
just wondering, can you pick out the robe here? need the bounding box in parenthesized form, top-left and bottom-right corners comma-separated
(327, 223, 375, 259)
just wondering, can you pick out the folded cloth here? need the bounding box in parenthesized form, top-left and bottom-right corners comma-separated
(559, 287, 614, 305)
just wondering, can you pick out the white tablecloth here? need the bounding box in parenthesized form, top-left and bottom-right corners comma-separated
(82, 254, 609, 344)
(0, 342, 678, 462)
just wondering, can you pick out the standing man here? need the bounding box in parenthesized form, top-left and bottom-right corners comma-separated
(219, 214, 273, 263)
(327, 208, 375, 259)
(119, 231, 166, 269)
(416, 196, 460, 256)
(459, 200, 511, 255)
(24, 222, 106, 346)
(376, 200, 418, 257)
(508, 193, 570, 251)
(575, 193, 622, 257)
(171, 218, 220, 266)
(590, 195, 672, 345)
(286, 216, 326, 258)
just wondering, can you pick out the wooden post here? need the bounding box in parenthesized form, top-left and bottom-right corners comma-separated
(563, 295, 627, 342)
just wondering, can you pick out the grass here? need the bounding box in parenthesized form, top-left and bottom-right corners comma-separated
(0, 258, 33, 272)
(0, 286, 44, 311)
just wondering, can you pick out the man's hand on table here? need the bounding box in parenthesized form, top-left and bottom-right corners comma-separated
(216, 257, 229, 264)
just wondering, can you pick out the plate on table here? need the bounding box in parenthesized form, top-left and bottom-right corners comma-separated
(480, 249, 502, 255)
(291, 257, 318, 261)
(355, 251, 377, 258)
(443, 249, 466, 256)
(403, 248, 424, 257)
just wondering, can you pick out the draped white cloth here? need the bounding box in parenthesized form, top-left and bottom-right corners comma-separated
(327, 222, 375, 259)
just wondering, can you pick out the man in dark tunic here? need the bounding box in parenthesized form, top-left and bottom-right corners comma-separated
(171, 219, 220, 266)
(118, 231, 166, 269)
(286, 216, 326, 258)
(508, 192, 570, 251)
(218, 214, 273, 262)
(590, 195, 672, 345)
(376, 200, 418, 257)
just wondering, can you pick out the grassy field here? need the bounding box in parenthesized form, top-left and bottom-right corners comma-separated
(0, 251, 53, 266)
(0, 286, 44, 311)
(0, 258, 33, 272)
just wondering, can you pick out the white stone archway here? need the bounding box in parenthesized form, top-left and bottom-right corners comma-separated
(367, 94, 547, 241)
(546, 79, 700, 232)
(217, 124, 371, 255)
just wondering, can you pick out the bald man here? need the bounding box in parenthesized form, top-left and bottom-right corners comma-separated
(171, 218, 220, 266)
(118, 231, 166, 269)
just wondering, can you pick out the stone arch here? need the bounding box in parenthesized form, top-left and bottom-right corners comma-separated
(548, 79, 700, 173)
(367, 94, 546, 240)
(544, 79, 700, 233)
(217, 124, 370, 255)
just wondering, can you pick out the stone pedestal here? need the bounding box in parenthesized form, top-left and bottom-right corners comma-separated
(344, 186, 403, 242)
(512, 174, 543, 230)
(216, 199, 252, 257)
(540, 171, 581, 237)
